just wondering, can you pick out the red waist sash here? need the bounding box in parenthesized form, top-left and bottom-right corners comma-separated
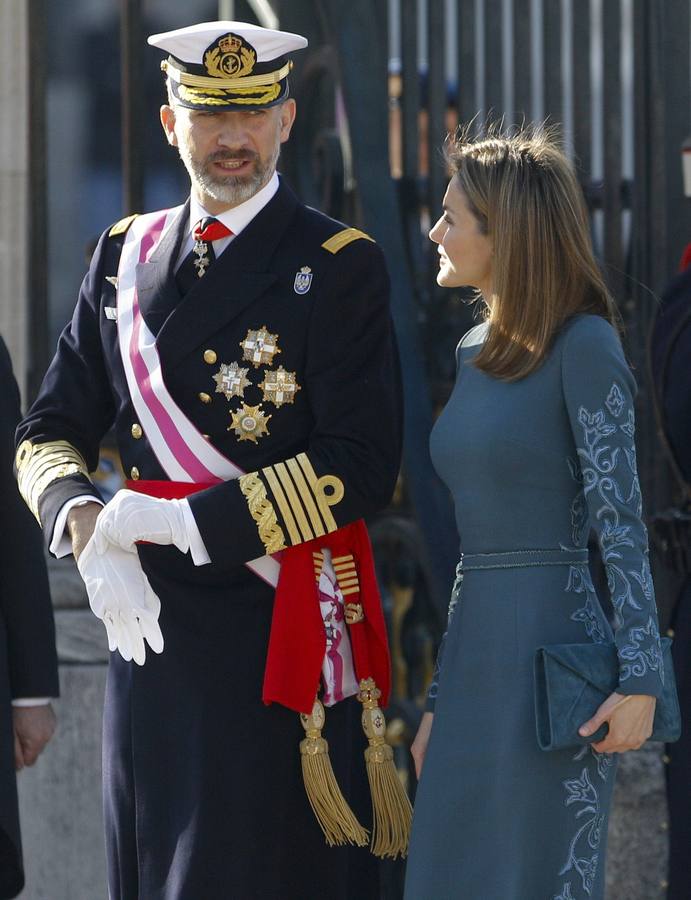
(126, 480, 390, 714)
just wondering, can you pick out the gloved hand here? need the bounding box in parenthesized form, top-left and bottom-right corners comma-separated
(93, 489, 190, 555)
(76, 534, 164, 665)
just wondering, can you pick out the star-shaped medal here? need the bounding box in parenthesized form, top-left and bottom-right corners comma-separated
(239, 326, 281, 368)
(228, 403, 271, 443)
(212, 362, 251, 400)
(258, 366, 301, 408)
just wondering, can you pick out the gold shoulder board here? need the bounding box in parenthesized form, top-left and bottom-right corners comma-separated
(108, 213, 139, 237)
(321, 228, 375, 255)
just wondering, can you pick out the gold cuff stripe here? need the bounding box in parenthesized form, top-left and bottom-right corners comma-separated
(340, 586, 361, 596)
(286, 457, 326, 538)
(163, 59, 291, 90)
(296, 454, 344, 533)
(332, 554, 354, 565)
(262, 466, 301, 546)
(321, 228, 375, 255)
(21, 453, 85, 486)
(273, 463, 314, 543)
(238, 472, 287, 554)
(261, 454, 345, 546)
(15, 440, 90, 523)
(108, 214, 139, 237)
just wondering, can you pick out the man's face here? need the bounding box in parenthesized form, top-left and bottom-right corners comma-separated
(160, 99, 296, 213)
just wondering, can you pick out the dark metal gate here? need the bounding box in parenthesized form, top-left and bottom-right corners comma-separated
(277, 0, 691, 602)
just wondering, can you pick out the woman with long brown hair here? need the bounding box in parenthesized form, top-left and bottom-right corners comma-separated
(404, 127, 663, 899)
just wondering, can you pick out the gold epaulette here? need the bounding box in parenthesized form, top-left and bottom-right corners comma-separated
(108, 214, 139, 237)
(15, 439, 91, 524)
(321, 228, 375, 255)
(239, 453, 345, 554)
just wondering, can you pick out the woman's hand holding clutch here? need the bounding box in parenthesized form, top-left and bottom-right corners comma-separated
(411, 712, 434, 779)
(578, 692, 657, 753)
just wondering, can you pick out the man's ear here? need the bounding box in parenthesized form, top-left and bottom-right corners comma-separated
(160, 105, 178, 147)
(279, 99, 297, 143)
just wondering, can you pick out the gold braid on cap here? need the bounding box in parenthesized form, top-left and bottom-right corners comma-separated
(238, 472, 287, 554)
(15, 439, 91, 524)
(162, 58, 292, 90)
(177, 83, 281, 107)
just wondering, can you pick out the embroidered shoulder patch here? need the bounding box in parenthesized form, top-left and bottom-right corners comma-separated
(108, 213, 139, 237)
(321, 227, 375, 255)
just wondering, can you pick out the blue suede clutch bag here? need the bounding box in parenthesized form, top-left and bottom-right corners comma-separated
(534, 637, 681, 751)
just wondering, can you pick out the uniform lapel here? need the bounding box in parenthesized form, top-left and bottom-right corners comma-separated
(156, 179, 299, 368)
(134, 201, 190, 336)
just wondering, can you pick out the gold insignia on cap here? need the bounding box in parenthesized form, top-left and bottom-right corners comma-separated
(204, 33, 257, 80)
(213, 362, 251, 400)
(228, 403, 271, 443)
(259, 366, 301, 408)
(239, 326, 281, 368)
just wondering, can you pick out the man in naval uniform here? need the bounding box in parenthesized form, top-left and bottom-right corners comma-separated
(15, 20, 402, 900)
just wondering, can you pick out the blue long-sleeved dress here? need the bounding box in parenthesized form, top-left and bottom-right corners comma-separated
(404, 314, 664, 900)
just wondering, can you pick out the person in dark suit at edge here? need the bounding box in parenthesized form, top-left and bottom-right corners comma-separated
(0, 336, 58, 899)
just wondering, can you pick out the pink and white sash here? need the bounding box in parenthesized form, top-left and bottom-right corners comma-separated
(115, 208, 280, 587)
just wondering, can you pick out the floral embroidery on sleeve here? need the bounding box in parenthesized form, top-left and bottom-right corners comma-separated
(572, 381, 663, 687)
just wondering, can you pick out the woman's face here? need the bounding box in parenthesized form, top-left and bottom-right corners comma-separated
(429, 178, 493, 295)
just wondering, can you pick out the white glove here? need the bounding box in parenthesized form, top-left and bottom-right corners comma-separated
(93, 489, 190, 555)
(76, 534, 164, 665)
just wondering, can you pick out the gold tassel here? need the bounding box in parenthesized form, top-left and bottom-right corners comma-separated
(299, 698, 369, 848)
(358, 678, 413, 859)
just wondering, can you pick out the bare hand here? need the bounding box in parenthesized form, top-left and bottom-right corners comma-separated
(13, 704, 57, 770)
(410, 711, 434, 780)
(579, 692, 656, 754)
(68, 502, 102, 561)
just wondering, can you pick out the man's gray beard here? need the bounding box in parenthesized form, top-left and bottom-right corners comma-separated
(182, 142, 280, 206)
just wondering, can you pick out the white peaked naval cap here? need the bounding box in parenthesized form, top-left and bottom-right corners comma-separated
(148, 20, 308, 110)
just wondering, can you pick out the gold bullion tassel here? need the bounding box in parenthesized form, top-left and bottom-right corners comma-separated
(299, 698, 369, 848)
(358, 678, 413, 859)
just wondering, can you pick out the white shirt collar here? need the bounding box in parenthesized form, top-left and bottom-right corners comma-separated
(188, 171, 280, 238)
